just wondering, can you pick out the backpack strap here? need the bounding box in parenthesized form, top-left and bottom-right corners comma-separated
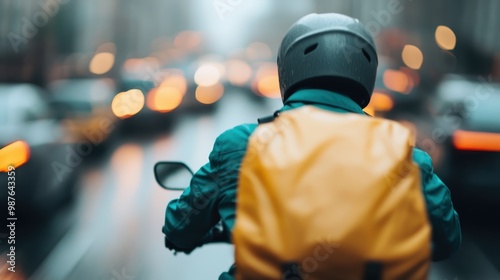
(363, 261, 382, 280)
(257, 110, 281, 124)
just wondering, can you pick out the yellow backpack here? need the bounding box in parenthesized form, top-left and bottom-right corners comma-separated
(234, 106, 431, 280)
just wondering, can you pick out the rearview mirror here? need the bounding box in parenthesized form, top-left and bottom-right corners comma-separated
(154, 162, 193, 191)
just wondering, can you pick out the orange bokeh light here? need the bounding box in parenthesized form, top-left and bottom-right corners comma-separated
(0, 141, 30, 172)
(196, 83, 224, 104)
(402, 45, 423, 70)
(254, 63, 280, 98)
(453, 130, 500, 152)
(369, 91, 394, 112)
(257, 75, 280, 98)
(147, 86, 183, 112)
(160, 74, 188, 95)
(89, 52, 115, 75)
(225, 59, 252, 86)
(111, 89, 145, 118)
(383, 69, 414, 94)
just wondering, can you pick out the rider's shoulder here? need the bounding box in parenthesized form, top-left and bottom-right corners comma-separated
(412, 147, 434, 174)
(213, 123, 258, 153)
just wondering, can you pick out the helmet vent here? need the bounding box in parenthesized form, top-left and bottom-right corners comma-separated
(304, 43, 318, 55)
(362, 48, 371, 63)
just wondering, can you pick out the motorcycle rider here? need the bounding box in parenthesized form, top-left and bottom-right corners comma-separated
(162, 13, 462, 279)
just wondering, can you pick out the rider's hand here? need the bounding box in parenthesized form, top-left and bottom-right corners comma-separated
(164, 236, 196, 255)
(164, 221, 229, 255)
(199, 221, 230, 244)
(211, 222, 230, 243)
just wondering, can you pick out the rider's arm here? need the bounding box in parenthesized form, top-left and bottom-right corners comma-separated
(413, 148, 462, 261)
(162, 127, 249, 249)
(162, 162, 220, 249)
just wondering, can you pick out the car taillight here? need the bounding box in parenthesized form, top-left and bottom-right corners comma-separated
(0, 140, 30, 172)
(453, 130, 500, 152)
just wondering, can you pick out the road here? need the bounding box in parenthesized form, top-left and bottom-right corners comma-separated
(9, 90, 500, 279)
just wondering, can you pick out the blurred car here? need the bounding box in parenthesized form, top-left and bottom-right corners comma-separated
(181, 56, 224, 113)
(432, 75, 500, 203)
(49, 78, 117, 150)
(117, 62, 179, 131)
(117, 57, 222, 132)
(0, 84, 79, 219)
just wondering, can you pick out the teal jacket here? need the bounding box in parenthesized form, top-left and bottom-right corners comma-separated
(163, 89, 462, 262)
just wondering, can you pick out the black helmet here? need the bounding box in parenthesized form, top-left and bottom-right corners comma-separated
(277, 13, 378, 108)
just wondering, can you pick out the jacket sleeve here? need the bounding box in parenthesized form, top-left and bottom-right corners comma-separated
(162, 140, 225, 249)
(162, 125, 250, 249)
(413, 148, 462, 261)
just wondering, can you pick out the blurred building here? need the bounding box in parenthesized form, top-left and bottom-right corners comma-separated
(1, 0, 499, 86)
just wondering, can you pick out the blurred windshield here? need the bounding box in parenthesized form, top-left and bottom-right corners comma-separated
(0, 84, 49, 124)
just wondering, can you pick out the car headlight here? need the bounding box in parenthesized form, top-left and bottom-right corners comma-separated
(0, 140, 31, 172)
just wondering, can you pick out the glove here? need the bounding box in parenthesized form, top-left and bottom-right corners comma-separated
(163, 222, 230, 255)
(210, 222, 230, 243)
(164, 236, 197, 255)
